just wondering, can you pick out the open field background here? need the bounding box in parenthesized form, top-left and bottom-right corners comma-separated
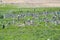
(0, 0, 60, 7)
(0, 4, 60, 40)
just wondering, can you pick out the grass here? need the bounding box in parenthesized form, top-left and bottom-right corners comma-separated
(0, 4, 60, 40)
(0, 25, 60, 40)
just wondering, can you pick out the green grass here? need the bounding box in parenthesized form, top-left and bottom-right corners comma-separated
(0, 25, 60, 40)
(0, 4, 60, 40)
(0, 4, 60, 13)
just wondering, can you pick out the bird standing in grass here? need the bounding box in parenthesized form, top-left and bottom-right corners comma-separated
(2, 24, 5, 29)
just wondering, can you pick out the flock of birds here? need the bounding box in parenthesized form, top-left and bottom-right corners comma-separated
(0, 11, 60, 29)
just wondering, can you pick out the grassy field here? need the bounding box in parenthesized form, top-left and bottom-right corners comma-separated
(0, 4, 60, 40)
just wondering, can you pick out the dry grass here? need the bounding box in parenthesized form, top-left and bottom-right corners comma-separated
(0, 0, 60, 7)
